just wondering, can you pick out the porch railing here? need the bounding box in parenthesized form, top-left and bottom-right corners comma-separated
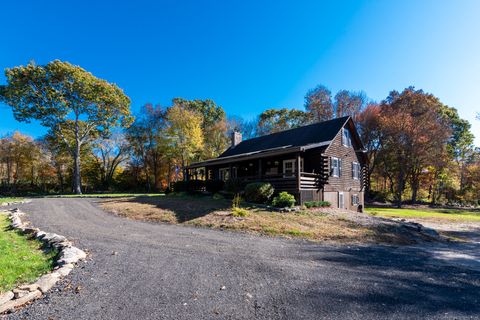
(236, 172, 323, 191)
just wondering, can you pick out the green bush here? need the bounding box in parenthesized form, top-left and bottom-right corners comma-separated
(244, 182, 274, 204)
(224, 178, 245, 193)
(232, 207, 249, 217)
(304, 201, 331, 208)
(272, 192, 296, 208)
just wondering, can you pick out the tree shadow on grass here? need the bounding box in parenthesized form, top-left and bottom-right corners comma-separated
(123, 195, 231, 223)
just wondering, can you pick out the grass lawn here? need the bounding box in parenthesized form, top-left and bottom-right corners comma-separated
(365, 207, 480, 222)
(0, 215, 57, 293)
(48, 193, 164, 198)
(0, 197, 24, 205)
(100, 195, 427, 244)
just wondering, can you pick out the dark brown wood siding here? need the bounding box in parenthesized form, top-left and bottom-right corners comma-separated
(323, 128, 365, 210)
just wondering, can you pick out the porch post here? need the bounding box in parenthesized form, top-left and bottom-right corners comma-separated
(229, 164, 232, 181)
(258, 159, 262, 179)
(296, 153, 301, 190)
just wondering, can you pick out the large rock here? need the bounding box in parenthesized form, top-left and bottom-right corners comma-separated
(58, 247, 87, 265)
(0, 290, 41, 314)
(18, 284, 39, 292)
(35, 273, 60, 293)
(0, 291, 14, 305)
(54, 264, 74, 277)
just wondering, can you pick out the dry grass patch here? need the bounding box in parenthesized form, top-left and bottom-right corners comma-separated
(100, 195, 430, 244)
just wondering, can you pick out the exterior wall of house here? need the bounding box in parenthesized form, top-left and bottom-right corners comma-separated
(323, 127, 365, 211)
(198, 122, 365, 210)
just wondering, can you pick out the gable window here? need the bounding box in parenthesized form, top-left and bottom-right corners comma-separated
(352, 162, 361, 180)
(219, 168, 230, 181)
(330, 157, 342, 177)
(342, 128, 352, 147)
(352, 194, 359, 206)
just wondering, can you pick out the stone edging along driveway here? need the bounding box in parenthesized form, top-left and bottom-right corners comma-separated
(0, 208, 87, 314)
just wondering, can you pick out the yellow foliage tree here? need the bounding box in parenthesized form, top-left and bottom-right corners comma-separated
(166, 104, 204, 176)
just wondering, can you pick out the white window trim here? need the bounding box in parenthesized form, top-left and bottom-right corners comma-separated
(352, 194, 359, 205)
(219, 168, 229, 181)
(342, 128, 352, 147)
(331, 157, 342, 177)
(352, 162, 360, 180)
(283, 159, 303, 178)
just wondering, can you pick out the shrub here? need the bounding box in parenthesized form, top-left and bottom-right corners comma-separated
(224, 178, 245, 194)
(272, 192, 296, 208)
(244, 182, 274, 204)
(232, 207, 249, 217)
(232, 193, 242, 208)
(206, 180, 224, 193)
(304, 201, 331, 208)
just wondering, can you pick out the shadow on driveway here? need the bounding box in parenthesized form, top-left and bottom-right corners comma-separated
(296, 244, 480, 317)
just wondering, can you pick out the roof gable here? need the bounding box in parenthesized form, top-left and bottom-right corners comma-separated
(219, 116, 351, 158)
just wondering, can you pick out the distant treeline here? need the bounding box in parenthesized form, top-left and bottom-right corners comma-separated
(0, 61, 478, 206)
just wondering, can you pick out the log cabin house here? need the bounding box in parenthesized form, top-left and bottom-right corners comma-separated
(187, 116, 367, 211)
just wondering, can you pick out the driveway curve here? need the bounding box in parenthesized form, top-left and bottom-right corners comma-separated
(4, 198, 480, 320)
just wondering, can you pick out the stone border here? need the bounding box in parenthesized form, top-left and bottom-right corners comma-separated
(0, 199, 30, 207)
(0, 208, 87, 314)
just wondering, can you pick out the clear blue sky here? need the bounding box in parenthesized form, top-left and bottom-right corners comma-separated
(1, 0, 479, 145)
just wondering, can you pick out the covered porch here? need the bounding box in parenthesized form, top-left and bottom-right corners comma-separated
(187, 146, 330, 203)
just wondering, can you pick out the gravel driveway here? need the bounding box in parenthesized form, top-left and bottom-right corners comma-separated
(3, 198, 480, 320)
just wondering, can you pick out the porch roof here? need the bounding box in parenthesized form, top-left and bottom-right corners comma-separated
(188, 142, 330, 169)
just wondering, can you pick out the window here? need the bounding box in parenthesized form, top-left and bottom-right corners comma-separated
(342, 128, 352, 147)
(352, 194, 359, 206)
(330, 157, 342, 177)
(219, 168, 230, 181)
(352, 162, 361, 180)
(283, 159, 303, 177)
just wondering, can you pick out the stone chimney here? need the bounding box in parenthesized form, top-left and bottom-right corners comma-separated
(231, 131, 242, 148)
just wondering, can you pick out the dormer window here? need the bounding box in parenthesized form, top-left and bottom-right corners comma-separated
(342, 128, 352, 147)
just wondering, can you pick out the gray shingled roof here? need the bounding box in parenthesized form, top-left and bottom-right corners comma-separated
(219, 116, 350, 158)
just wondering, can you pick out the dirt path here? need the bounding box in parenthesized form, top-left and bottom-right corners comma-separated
(3, 198, 480, 320)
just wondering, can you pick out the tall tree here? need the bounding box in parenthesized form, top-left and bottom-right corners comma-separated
(172, 98, 228, 159)
(378, 87, 451, 207)
(0, 60, 132, 194)
(93, 132, 130, 190)
(356, 103, 382, 197)
(304, 85, 334, 122)
(227, 116, 258, 140)
(126, 104, 166, 191)
(165, 104, 204, 176)
(257, 108, 311, 136)
(334, 90, 366, 119)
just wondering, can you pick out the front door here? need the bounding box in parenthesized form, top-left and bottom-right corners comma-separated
(338, 192, 344, 209)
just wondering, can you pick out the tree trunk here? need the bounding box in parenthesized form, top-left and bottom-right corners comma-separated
(411, 178, 419, 204)
(73, 145, 82, 194)
(396, 169, 405, 208)
(72, 118, 82, 194)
